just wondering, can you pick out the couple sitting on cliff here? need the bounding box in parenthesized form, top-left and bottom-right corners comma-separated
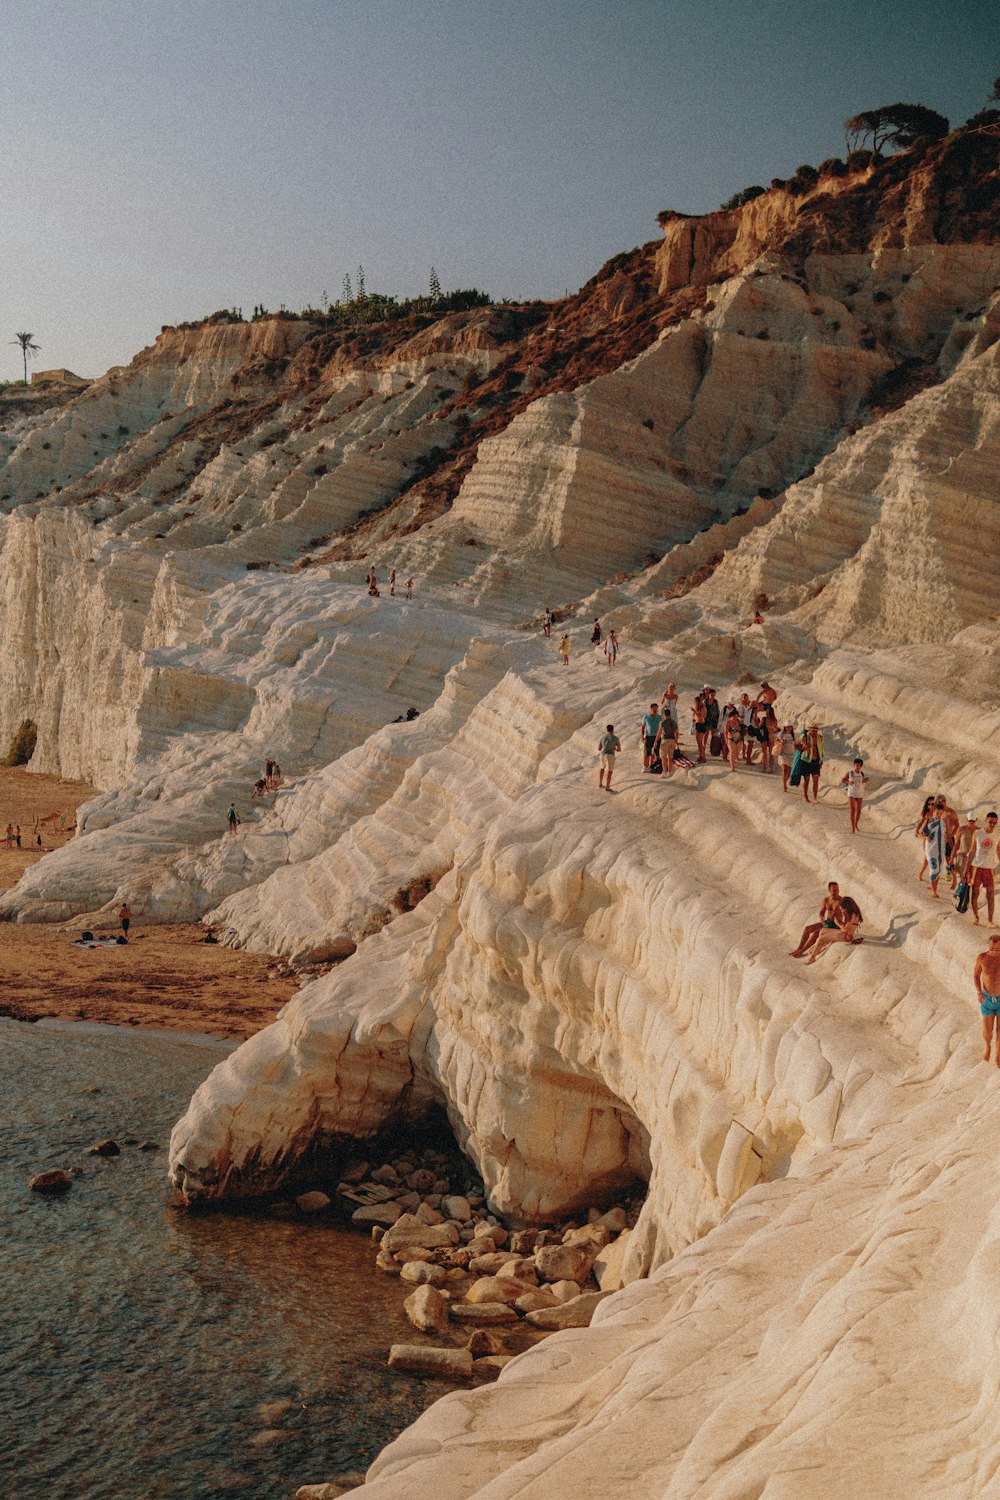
(789, 881, 864, 963)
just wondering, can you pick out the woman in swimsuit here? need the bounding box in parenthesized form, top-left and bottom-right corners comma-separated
(724, 711, 743, 772)
(692, 695, 708, 763)
(915, 795, 935, 882)
(806, 896, 863, 963)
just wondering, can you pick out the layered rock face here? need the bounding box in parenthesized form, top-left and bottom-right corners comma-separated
(3, 127, 1000, 1495)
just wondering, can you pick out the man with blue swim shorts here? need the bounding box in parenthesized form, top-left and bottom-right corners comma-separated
(974, 935, 1000, 1065)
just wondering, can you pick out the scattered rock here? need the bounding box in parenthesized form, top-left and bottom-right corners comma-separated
(509, 1228, 539, 1254)
(394, 1191, 422, 1212)
(338, 1160, 371, 1185)
(468, 1250, 519, 1275)
(598, 1206, 628, 1232)
(351, 1200, 402, 1229)
(515, 1289, 559, 1314)
(374, 1249, 400, 1275)
(563, 1223, 610, 1251)
(449, 1301, 519, 1325)
(496, 1257, 537, 1283)
(407, 1168, 436, 1192)
(399, 1260, 447, 1287)
(88, 1138, 121, 1157)
(549, 1279, 585, 1303)
(525, 1290, 610, 1330)
(370, 1165, 400, 1186)
(441, 1193, 472, 1222)
(534, 1243, 594, 1284)
(254, 1397, 295, 1425)
(296, 1190, 332, 1213)
(28, 1169, 73, 1195)
(415, 1201, 444, 1226)
(403, 1284, 450, 1334)
(593, 1228, 634, 1291)
(466, 1328, 507, 1356)
(388, 1343, 472, 1379)
(465, 1276, 523, 1306)
(380, 1214, 460, 1253)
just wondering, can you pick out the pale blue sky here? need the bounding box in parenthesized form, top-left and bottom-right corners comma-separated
(2, 0, 996, 377)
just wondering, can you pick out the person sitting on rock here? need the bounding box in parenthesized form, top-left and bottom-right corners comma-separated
(805, 896, 864, 962)
(790, 882, 843, 958)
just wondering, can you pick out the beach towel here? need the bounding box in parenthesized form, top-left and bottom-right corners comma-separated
(923, 816, 946, 883)
(789, 749, 804, 787)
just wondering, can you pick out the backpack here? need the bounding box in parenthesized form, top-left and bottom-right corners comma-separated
(955, 880, 971, 914)
(710, 730, 724, 758)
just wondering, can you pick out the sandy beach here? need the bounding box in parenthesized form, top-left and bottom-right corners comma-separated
(0, 768, 298, 1038)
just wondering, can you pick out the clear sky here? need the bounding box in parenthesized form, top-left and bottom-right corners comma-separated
(2, 0, 996, 378)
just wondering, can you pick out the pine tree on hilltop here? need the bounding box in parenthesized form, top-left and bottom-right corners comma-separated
(11, 331, 40, 384)
(429, 266, 442, 302)
(341, 272, 352, 304)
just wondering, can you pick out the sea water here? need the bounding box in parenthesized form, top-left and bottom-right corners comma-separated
(0, 1019, 450, 1500)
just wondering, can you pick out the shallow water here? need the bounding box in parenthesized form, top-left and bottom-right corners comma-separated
(0, 1019, 453, 1500)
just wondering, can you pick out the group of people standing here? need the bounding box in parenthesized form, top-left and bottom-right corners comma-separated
(917, 800, 998, 925)
(367, 567, 413, 599)
(546, 614, 618, 668)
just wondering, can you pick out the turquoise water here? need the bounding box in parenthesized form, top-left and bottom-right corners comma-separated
(0, 1019, 451, 1499)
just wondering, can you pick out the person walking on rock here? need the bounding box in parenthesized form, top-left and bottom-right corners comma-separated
(226, 803, 241, 836)
(799, 725, 824, 803)
(598, 725, 621, 791)
(919, 798, 947, 899)
(604, 629, 619, 668)
(119, 902, 132, 937)
(640, 704, 662, 772)
(559, 634, 571, 667)
(590, 619, 603, 652)
(967, 812, 999, 927)
(841, 757, 869, 834)
(654, 707, 678, 776)
(542, 608, 553, 638)
(974, 935, 1000, 1063)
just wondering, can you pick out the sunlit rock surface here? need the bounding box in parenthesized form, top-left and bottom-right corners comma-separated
(2, 133, 999, 1495)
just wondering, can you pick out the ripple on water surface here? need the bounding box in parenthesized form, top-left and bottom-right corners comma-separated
(0, 1019, 456, 1500)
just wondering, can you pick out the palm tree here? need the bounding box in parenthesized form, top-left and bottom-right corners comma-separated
(12, 331, 40, 384)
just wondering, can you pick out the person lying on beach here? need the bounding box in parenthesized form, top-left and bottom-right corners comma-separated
(804, 896, 864, 963)
(790, 882, 842, 957)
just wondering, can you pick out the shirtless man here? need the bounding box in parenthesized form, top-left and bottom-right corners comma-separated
(790, 882, 843, 958)
(974, 935, 1000, 1063)
(939, 798, 961, 888)
(968, 812, 999, 926)
(806, 896, 863, 962)
(755, 681, 777, 709)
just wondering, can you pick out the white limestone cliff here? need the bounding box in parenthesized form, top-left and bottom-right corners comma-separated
(2, 141, 999, 1493)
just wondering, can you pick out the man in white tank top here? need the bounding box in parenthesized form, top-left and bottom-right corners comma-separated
(967, 812, 999, 927)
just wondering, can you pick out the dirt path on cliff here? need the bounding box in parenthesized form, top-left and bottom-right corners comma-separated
(0, 768, 299, 1039)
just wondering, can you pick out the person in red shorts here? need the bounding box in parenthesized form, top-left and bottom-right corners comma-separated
(967, 811, 999, 927)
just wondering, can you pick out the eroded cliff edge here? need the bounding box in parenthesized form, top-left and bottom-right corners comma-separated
(2, 125, 1000, 1495)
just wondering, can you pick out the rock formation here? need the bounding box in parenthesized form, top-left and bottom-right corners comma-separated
(2, 123, 999, 1494)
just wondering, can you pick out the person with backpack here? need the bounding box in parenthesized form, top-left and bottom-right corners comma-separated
(653, 707, 678, 776)
(226, 803, 241, 835)
(597, 725, 622, 791)
(640, 704, 662, 772)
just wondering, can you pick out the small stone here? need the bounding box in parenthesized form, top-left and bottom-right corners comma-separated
(465, 1276, 523, 1306)
(441, 1194, 472, 1222)
(515, 1290, 559, 1314)
(393, 1244, 435, 1264)
(370, 1165, 400, 1186)
(351, 1201, 402, 1229)
(394, 1191, 422, 1212)
(388, 1343, 472, 1378)
(407, 1168, 436, 1192)
(88, 1139, 120, 1157)
(381, 1214, 460, 1253)
(422, 1192, 443, 1208)
(296, 1191, 332, 1213)
(484, 1223, 508, 1247)
(399, 1261, 447, 1287)
(374, 1249, 399, 1275)
(473, 1354, 513, 1379)
(468, 1251, 519, 1275)
(563, 1223, 610, 1250)
(415, 1202, 444, 1226)
(371, 1225, 385, 1242)
(403, 1284, 450, 1334)
(465, 1328, 506, 1356)
(496, 1258, 537, 1284)
(549, 1279, 584, 1303)
(534, 1244, 594, 1285)
(254, 1398, 294, 1425)
(28, 1169, 73, 1195)
(593, 1228, 633, 1291)
(466, 1235, 498, 1257)
(248, 1428, 288, 1449)
(448, 1301, 520, 1325)
(598, 1206, 628, 1232)
(339, 1160, 371, 1184)
(432, 1178, 451, 1195)
(442, 1248, 473, 1268)
(525, 1291, 610, 1330)
(509, 1228, 539, 1255)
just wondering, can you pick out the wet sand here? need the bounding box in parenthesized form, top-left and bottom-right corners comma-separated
(0, 767, 299, 1038)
